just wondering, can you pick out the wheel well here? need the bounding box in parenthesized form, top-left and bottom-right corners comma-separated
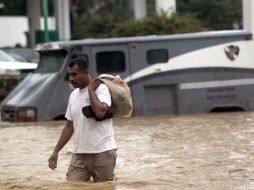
(210, 106, 245, 113)
(54, 115, 66, 120)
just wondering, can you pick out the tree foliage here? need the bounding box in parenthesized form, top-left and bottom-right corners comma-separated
(72, 1, 203, 39)
(72, 11, 203, 39)
(72, 0, 242, 39)
(0, 0, 26, 15)
(177, 0, 242, 30)
(0, 0, 54, 16)
(0, 0, 243, 38)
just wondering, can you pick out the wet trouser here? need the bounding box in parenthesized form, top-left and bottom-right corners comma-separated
(66, 149, 117, 182)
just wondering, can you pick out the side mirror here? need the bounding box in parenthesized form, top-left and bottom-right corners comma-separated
(64, 73, 69, 81)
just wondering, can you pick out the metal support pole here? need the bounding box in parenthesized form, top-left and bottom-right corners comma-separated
(27, 0, 41, 47)
(243, 0, 254, 34)
(42, 0, 49, 42)
(55, 0, 71, 41)
(130, 0, 146, 20)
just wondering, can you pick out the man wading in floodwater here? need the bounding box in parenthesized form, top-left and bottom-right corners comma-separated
(48, 58, 117, 182)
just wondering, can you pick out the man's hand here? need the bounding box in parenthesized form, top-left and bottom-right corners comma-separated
(48, 151, 58, 170)
(88, 78, 108, 119)
(88, 79, 102, 91)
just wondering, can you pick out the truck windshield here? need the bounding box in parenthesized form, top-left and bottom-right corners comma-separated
(35, 50, 67, 73)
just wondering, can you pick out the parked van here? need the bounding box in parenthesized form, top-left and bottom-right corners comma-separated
(0, 30, 253, 121)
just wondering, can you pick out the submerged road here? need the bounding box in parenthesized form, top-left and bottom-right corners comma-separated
(0, 112, 254, 190)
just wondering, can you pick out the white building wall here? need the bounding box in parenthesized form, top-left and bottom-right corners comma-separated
(40, 17, 55, 30)
(0, 16, 55, 47)
(0, 17, 28, 47)
(156, 0, 176, 16)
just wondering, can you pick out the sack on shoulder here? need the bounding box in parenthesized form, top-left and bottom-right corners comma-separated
(98, 74, 133, 117)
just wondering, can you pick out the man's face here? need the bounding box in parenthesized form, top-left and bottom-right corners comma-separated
(68, 64, 89, 89)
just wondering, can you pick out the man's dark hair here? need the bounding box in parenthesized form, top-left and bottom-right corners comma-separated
(69, 58, 88, 70)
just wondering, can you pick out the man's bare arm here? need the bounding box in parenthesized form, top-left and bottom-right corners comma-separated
(48, 120, 74, 170)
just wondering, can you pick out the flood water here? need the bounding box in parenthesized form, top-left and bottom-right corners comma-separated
(1, 112, 254, 190)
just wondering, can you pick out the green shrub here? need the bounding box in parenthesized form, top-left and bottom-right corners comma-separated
(72, 11, 203, 39)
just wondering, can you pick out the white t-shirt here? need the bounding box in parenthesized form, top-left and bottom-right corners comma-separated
(65, 83, 116, 153)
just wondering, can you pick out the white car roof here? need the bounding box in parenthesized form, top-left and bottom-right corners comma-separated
(0, 61, 37, 75)
(0, 61, 37, 69)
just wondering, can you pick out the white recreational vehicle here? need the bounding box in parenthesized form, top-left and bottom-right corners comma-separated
(1, 30, 253, 121)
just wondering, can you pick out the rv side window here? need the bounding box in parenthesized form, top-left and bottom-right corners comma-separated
(147, 49, 169, 64)
(35, 50, 67, 73)
(96, 51, 125, 73)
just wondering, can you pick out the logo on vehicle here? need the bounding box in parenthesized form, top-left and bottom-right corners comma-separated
(224, 45, 239, 61)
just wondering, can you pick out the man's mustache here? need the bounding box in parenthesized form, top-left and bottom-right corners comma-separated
(70, 81, 76, 85)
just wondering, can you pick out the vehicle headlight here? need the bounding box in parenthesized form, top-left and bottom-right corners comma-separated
(16, 108, 37, 122)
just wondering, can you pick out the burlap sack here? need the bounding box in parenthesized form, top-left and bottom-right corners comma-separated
(98, 74, 133, 117)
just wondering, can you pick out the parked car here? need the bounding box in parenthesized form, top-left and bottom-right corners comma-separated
(0, 49, 37, 102)
(0, 49, 37, 76)
(2, 48, 39, 63)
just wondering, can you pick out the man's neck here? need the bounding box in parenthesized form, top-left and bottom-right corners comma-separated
(79, 79, 91, 89)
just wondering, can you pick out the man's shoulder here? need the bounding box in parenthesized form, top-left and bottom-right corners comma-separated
(69, 88, 81, 101)
(70, 88, 79, 95)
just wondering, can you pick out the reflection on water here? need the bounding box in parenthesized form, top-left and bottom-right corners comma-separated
(1, 112, 254, 190)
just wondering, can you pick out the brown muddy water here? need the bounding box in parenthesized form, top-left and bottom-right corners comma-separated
(1, 112, 254, 190)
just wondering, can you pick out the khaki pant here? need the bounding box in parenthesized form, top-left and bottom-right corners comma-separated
(66, 149, 117, 182)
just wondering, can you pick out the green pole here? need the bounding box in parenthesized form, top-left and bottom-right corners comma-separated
(42, 0, 49, 42)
